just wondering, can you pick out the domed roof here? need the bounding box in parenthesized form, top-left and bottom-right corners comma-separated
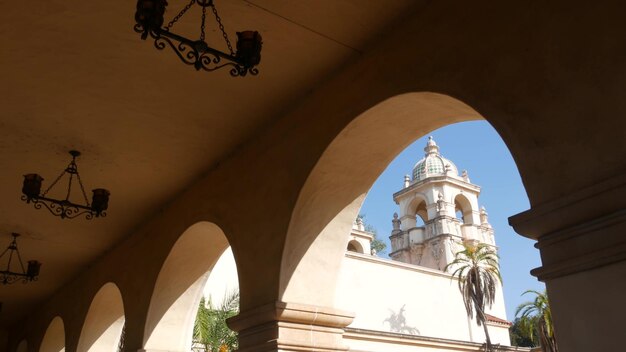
(412, 137, 458, 181)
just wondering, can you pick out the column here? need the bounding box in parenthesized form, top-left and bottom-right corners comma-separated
(509, 174, 626, 352)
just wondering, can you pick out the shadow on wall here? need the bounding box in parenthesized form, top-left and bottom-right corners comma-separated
(383, 304, 420, 335)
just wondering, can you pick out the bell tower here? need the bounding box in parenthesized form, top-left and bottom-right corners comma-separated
(389, 137, 495, 270)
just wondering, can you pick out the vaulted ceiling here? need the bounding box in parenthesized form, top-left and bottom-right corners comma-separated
(0, 1, 420, 326)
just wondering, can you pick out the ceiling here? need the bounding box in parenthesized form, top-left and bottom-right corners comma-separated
(0, 1, 419, 327)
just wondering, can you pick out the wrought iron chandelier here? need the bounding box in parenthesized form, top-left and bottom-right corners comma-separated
(0, 233, 41, 285)
(21, 151, 110, 220)
(134, 0, 262, 76)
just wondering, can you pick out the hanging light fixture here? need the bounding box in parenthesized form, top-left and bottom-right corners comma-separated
(134, 0, 262, 76)
(21, 151, 110, 220)
(0, 233, 41, 285)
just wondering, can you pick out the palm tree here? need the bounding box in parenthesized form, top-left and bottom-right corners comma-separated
(445, 243, 502, 351)
(193, 291, 240, 352)
(515, 290, 558, 352)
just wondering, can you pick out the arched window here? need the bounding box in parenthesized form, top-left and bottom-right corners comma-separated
(415, 201, 427, 226)
(454, 194, 473, 225)
(347, 240, 364, 253)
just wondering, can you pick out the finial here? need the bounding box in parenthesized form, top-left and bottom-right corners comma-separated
(404, 174, 410, 188)
(356, 216, 364, 231)
(462, 170, 470, 182)
(480, 206, 490, 226)
(392, 212, 401, 231)
(423, 136, 440, 155)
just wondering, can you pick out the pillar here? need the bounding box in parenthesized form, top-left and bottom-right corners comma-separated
(509, 174, 626, 352)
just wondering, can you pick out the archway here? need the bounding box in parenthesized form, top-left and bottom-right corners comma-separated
(276, 92, 537, 349)
(404, 194, 430, 227)
(280, 92, 486, 306)
(39, 316, 65, 352)
(143, 221, 231, 352)
(346, 240, 364, 254)
(16, 340, 27, 352)
(454, 193, 475, 225)
(77, 282, 125, 352)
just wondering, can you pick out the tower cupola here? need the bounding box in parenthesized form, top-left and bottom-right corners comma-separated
(412, 137, 458, 182)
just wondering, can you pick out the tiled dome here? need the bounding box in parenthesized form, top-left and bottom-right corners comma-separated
(412, 137, 458, 181)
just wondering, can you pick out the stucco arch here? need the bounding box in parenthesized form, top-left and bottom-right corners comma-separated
(77, 282, 125, 352)
(404, 193, 430, 223)
(280, 92, 498, 307)
(143, 221, 231, 352)
(454, 193, 475, 225)
(347, 240, 364, 254)
(39, 316, 65, 352)
(16, 340, 27, 352)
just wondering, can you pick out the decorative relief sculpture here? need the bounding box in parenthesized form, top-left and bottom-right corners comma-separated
(430, 240, 444, 270)
(436, 192, 445, 213)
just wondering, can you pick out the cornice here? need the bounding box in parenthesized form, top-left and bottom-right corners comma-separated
(344, 251, 455, 279)
(509, 173, 626, 281)
(344, 327, 529, 351)
(393, 175, 481, 201)
(228, 301, 355, 333)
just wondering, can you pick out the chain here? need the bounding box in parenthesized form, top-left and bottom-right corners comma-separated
(200, 5, 206, 41)
(211, 3, 234, 55)
(65, 173, 73, 202)
(165, 0, 196, 30)
(75, 172, 91, 207)
(42, 169, 67, 197)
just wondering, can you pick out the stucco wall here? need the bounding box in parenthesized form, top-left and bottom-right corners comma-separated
(335, 253, 510, 346)
(202, 248, 510, 347)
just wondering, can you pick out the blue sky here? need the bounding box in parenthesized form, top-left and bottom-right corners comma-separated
(358, 120, 544, 321)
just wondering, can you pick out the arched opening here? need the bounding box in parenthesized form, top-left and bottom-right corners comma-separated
(454, 193, 474, 225)
(16, 339, 27, 352)
(414, 200, 428, 227)
(39, 316, 65, 352)
(346, 240, 364, 254)
(280, 92, 485, 306)
(279, 92, 540, 349)
(77, 282, 125, 352)
(143, 221, 233, 352)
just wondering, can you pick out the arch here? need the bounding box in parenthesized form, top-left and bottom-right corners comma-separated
(404, 193, 430, 223)
(347, 240, 364, 254)
(77, 282, 125, 352)
(39, 316, 65, 352)
(143, 221, 231, 352)
(280, 92, 494, 307)
(415, 201, 428, 225)
(454, 193, 474, 225)
(16, 340, 27, 352)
